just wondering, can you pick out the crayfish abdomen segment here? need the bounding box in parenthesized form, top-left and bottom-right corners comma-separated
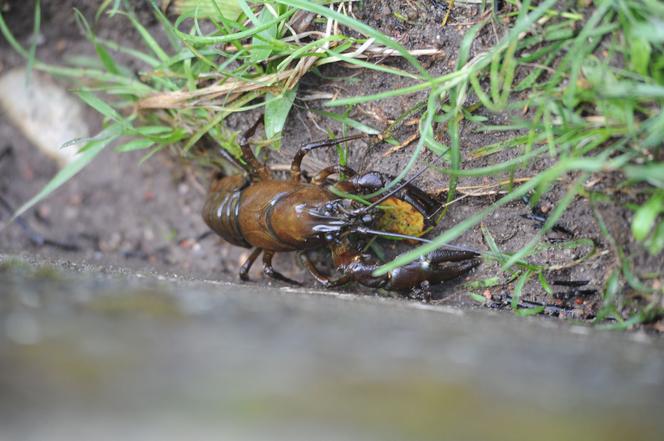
(202, 175, 252, 248)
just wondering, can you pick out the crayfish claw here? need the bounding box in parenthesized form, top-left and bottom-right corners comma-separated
(385, 249, 480, 292)
(426, 248, 480, 262)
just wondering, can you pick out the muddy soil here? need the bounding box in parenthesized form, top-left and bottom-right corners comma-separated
(0, 1, 660, 323)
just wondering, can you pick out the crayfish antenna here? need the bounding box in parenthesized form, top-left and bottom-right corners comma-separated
(351, 226, 481, 255)
(352, 227, 432, 243)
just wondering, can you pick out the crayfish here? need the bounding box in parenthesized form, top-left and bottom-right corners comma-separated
(202, 118, 479, 293)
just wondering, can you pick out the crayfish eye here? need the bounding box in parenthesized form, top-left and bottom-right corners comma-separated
(361, 214, 373, 225)
(325, 233, 335, 242)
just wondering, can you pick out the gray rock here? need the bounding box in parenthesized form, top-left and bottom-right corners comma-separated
(0, 68, 89, 166)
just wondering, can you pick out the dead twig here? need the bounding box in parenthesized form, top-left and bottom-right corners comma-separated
(436, 177, 533, 197)
(383, 131, 420, 157)
(137, 42, 442, 110)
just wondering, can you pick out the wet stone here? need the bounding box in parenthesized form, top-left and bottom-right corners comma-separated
(0, 253, 663, 441)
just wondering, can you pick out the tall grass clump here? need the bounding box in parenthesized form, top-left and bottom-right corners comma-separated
(367, 0, 664, 326)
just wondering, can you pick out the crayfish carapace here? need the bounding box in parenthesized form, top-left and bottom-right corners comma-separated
(202, 119, 479, 293)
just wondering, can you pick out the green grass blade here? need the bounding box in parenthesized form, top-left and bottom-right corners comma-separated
(631, 191, 664, 241)
(315, 110, 380, 135)
(512, 270, 532, 310)
(75, 90, 125, 123)
(26, 0, 41, 83)
(115, 138, 155, 152)
(123, 9, 169, 62)
(174, 0, 243, 20)
(276, 0, 430, 79)
(264, 86, 298, 147)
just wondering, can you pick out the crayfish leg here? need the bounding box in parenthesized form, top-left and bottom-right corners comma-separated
(262, 251, 302, 286)
(299, 252, 352, 288)
(311, 165, 357, 185)
(290, 134, 366, 183)
(239, 248, 262, 281)
(239, 116, 270, 181)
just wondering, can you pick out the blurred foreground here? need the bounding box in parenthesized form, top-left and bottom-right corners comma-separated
(1, 254, 662, 441)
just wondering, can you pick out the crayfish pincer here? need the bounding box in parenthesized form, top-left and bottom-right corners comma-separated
(202, 118, 479, 293)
